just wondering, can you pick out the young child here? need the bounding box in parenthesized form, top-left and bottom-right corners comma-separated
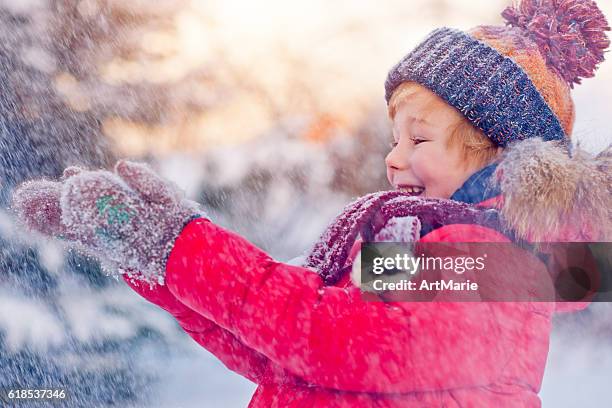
(10, 0, 611, 407)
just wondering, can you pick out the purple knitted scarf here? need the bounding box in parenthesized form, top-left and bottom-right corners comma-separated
(303, 191, 504, 285)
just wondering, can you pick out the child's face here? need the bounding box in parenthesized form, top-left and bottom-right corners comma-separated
(385, 87, 483, 199)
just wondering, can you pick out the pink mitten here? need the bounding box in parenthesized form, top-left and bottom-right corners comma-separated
(11, 160, 206, 285)
(350, 215, 421, 289)
(373, 216, 421, 242)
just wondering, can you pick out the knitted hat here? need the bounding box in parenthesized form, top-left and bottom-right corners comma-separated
(384, 0, 610, 147)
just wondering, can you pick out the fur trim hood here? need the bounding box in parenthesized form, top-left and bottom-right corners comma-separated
(493, 138, 612, 242)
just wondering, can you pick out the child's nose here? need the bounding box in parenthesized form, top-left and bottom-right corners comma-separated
(385, 143, 411, 171)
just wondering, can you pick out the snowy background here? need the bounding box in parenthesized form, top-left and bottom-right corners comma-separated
(0, 0, 611, 407)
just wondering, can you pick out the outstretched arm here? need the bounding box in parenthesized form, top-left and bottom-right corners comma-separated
(9, 162, 289, 386)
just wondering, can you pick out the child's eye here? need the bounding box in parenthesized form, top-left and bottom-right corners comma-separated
(389, 141, 398, 148)
(411, 137, 427, 145)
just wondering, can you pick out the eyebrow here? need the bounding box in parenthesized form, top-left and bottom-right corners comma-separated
(406, 116, 434, 127)
(392, 114, 435, 136)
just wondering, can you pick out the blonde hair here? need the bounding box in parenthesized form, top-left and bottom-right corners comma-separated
(388, 81, 500, 169)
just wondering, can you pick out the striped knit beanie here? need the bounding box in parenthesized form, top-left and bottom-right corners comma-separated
(384, 0, 611, 147)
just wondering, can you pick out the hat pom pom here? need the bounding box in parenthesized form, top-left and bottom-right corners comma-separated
(502, 0, 611, 87)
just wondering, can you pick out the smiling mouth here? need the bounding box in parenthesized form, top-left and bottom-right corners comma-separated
(396, 184, 425, 196)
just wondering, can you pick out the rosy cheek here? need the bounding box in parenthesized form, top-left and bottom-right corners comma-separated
(411, 149, 449, 198)
(409, 151, 430, 184)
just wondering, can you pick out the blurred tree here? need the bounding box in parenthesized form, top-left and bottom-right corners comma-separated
(0, 1, 219, 406)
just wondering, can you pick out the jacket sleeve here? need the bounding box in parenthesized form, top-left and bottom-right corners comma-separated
(165, 218, 551, 393)
(122, 274, 273, 384)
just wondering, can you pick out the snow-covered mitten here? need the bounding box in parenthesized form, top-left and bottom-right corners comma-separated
(351, 215, 421, 289)
(11, 160, 206, 285)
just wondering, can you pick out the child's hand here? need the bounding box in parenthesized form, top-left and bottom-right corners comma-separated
(11, 160, 206, 285)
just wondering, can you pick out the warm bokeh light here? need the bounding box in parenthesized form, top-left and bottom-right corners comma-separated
(78, 0, 612, 155)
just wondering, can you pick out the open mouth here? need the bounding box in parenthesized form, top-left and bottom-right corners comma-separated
(396, 184, 425, 196)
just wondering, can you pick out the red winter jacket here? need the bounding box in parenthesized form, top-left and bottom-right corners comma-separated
(124, 209, 558, 407)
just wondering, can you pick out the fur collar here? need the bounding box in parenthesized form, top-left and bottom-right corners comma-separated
(493, 138, 611, 242)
